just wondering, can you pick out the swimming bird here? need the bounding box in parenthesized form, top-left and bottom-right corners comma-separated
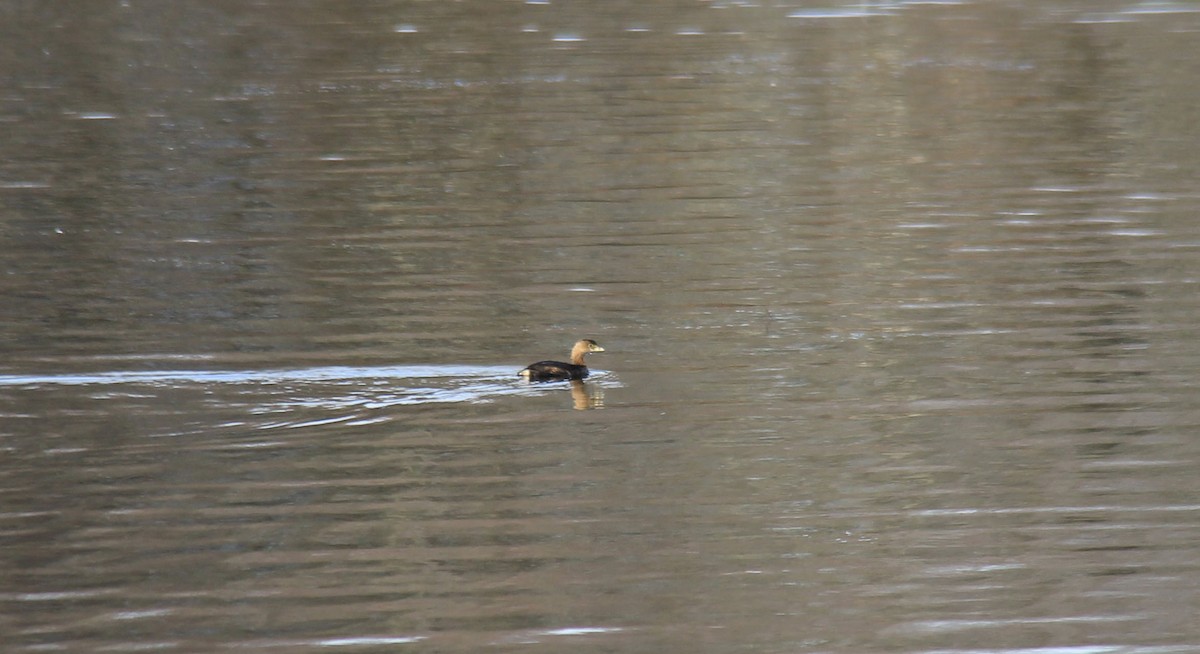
(518, 339, 605, 382)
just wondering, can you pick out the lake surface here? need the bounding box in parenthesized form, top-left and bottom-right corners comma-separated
(3, 1, 1200, 652)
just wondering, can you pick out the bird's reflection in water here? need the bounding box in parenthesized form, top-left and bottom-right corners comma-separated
(570, 380, 605, 410)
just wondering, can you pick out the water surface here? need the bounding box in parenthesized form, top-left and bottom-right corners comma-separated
(3, 1, 1200, 652)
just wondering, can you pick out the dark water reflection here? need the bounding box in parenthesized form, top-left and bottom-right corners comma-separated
(4, 1, 1200, 652)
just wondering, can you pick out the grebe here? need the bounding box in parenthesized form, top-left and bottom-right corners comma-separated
(518, 339, 605, 382)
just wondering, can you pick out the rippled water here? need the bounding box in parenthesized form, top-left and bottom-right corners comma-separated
(3, 1, 1200, 652)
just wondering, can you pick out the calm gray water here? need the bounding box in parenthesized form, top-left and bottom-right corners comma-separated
(3, 1, 1200, 652)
